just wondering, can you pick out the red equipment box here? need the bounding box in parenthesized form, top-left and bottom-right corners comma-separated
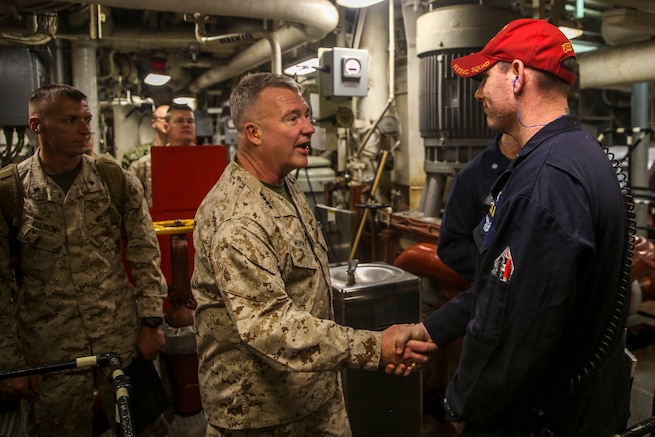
(150, 145, 229, 285)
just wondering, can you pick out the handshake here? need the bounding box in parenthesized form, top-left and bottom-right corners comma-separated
(380, 322, 436, 377)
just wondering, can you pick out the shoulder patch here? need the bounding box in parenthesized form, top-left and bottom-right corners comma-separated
(493, 246, 514, 283)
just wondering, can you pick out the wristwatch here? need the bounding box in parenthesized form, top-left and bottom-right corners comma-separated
(443, 397, 462, 423)
(140, 317, 163, 328)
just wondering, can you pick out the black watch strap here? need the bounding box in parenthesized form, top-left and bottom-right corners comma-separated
(140, 316, 163, 328)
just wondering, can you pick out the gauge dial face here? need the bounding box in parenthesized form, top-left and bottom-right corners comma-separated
(343, 57, 362, 78)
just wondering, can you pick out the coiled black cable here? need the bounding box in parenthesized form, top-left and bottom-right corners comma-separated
(569, 143, 637, 391)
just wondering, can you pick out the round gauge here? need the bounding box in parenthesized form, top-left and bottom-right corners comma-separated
(343, 58, 362, 77)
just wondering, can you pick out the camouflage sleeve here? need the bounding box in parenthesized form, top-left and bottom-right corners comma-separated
(127, 156, 153, 208)
(122, 170, 167, 317)
(122, 143, 151, 169)
(127, 157, 145, 185)
(0, 213, 25, 369)
(212, 218, 382, 372)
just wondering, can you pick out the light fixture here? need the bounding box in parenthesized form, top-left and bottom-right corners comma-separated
(284, 57, 320, 76)
(558, 24, 584, 40)
(554, 16, 584, 40)
(144, 57, 171, 86)
(336, 0, 384, 8)
(173, 96, 196, 110)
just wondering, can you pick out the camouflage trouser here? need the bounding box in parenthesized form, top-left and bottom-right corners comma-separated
(23, 367, 104, 436)
(205, 388, 352, 437)
(22, 365, 170, 437)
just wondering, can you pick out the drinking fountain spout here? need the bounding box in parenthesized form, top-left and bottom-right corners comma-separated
(346, 258, 359, 286)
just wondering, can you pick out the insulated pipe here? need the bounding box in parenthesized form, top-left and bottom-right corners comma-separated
(189, 26, 315, 93)
(194, 26, 282, 75)
(578, 40, 655, 89)
(72, 41, 100, 153)
(420, 173, 446, 219)
(356, 0, 394, 157)
(393, 243, 470, 291)
(53, 39, 66, 83)
(59, 0, 338, 92)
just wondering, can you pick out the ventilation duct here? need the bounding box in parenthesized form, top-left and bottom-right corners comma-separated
(57, 0, 339, 92)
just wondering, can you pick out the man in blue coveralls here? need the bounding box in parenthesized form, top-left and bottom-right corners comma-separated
(390, 18, 631, 437)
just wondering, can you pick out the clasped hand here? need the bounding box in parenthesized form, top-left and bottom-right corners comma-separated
(380, 322, 436, 377)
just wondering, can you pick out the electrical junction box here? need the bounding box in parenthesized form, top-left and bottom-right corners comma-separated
(320, 47, 369, 97)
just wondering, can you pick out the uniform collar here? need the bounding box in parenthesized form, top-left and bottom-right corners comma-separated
(24, 150, 104, 202)
(518, 114, 579, 158)
(230, 155, 306, 219)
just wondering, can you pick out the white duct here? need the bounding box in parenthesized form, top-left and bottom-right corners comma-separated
(58, 0, 339, 93)
(578, 39, 655, 89)
(72, 41, 100, 152)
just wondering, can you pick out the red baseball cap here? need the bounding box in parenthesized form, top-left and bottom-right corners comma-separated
(451, 18, 577, 85)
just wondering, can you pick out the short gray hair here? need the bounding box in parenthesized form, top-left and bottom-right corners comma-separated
(229, 73, 302, 131)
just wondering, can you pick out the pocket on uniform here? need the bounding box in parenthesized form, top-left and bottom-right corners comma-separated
(17, 221, 63, 283)
(469, 277, 509, 346)
(288, 243, 319, 271)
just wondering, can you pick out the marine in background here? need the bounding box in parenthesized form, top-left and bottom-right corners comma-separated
(0, 83, 167, 436)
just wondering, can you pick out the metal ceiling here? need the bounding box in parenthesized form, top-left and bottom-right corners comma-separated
(0, 0, 654, 104)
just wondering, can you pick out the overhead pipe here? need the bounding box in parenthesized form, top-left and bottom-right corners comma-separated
(58, 0, 338, 92)
(89, 4, 99, 40)
(0, 13, 55, 45)
(578, 40, 655, 89)
(356, 0, 396, 157)
(53, 39, 66, 83)
(75, 18, 265, 51)
(192, 15, 281, 75)
(188, 26, 316, 93)
(198, 30, 282, 74)
(600, 0, 655, 11)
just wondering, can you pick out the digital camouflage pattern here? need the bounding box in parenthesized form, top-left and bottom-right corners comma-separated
(128, 153, 153, 208)
(0, 151, 166, 435)
(121, 141, 152, 169)
(192, 156, 382, 430)
(204, 386, 351, 437)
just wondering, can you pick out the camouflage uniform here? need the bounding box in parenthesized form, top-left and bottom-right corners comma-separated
(192, 156, 382, 434)
(122, 141, 152, 169)
(128, 153, 153, 208)
(0, 151, 167, 436)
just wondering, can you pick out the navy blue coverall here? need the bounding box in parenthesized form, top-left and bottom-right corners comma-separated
(438, 134, 512, 282)
(423, 115, 631, 436)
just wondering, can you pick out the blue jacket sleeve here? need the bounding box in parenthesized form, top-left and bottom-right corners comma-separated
(438, 173, 483, 282)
